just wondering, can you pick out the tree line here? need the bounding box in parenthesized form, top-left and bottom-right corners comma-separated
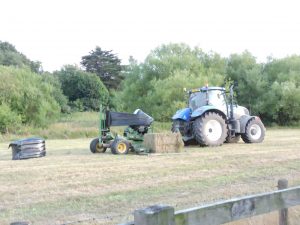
(0, 41, 299, 133)
(115, 44, 300, 126)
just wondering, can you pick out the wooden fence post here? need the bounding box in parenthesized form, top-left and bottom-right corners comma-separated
(278, 179, 288, 225)
(134, 205, 175, 225)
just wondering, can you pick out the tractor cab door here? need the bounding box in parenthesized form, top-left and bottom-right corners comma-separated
(207, 90, 228, 116)
(188, 88, 228, 117)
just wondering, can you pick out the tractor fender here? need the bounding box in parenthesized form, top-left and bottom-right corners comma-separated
(191, 106, 227, 120)
(239, 115, 255, 133)
(172, 108, 191, 121)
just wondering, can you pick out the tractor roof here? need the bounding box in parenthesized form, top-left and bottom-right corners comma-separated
(189, 86, 225, 94)
(200, 86, 225, 91)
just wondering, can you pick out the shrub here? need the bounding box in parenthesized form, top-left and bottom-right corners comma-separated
(0, 66, 61, 132)
(0, 103, 22, 133)
(55, 65, 109, 111)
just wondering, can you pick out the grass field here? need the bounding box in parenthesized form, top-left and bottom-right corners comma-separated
(0, 128, 300, 225)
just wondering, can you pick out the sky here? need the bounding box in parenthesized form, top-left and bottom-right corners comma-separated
(1, 0, 300, 72)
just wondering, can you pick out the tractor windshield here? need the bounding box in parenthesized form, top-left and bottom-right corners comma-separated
(189, 92, 207, 110)
(189, 90, 226, 111)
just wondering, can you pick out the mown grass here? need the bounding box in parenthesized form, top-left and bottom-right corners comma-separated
(0, 129, 300, 225)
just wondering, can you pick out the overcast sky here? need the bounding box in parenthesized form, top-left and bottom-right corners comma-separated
(1, 0, 300, 72)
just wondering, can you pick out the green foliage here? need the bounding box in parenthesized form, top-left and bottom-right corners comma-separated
(41, 72, 69, 113)
(81, 47, 123, 90)
(1, 40, 299, 127)
(260, 56, 300, 125)
(0, 103, 22, 133)
(146, 72, 223, 121)
(55, 65, 109, 111)
(0, 66, 60, 132)
(115, 45, 300, 125)
(0, 41, 42, 73)
(225, 51, 268, 114)
(115, 43, 224, 121)
(226, 53, 300, 125)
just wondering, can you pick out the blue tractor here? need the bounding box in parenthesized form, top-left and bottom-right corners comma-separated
(171, 83, 265, 146)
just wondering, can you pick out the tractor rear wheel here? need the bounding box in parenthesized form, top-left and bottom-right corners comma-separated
(111, 139, 130, 154)
(193, 112, 227, 147)
(90, 138, 106, 153)
(241, 117, 265, 143)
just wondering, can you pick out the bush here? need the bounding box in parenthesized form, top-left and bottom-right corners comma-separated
(55, 65, 109, 111)
(41, 72, 69, 113)
(0, 103, 21, 133)
(0, 66, 61, 132)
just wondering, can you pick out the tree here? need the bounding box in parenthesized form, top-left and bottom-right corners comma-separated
(81, 47, 123, 90)
(0, 66, 60, 130)
(260, 56, 300, 125)
(55, 65, 109, 111)
(225, 53, 300, 125)
(114, 44, 224, 121)
(0, 41, 42, 73)
(225, 51, 267, 115)
(41, 72, 69, 113)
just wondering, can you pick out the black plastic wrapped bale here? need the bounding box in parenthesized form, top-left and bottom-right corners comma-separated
(9, 137, 46, 160)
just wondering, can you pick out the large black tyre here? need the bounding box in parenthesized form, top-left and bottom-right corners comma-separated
(241, 117, 265, 143)
(171, 120, 179, 133)
(182, 139, 198, 146)
(193, 112, 227, 147)
(90, 138, 106, 153)
(225, 134, 241, 143)
(111, 139, 130, 155)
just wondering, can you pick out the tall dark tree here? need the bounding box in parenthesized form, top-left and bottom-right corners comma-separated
(81, 47, 123, 89)
(0, 41, 42, 73)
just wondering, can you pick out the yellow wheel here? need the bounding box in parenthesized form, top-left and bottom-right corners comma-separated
(111, 139, 129, 154)
(90, 138, 106, 153)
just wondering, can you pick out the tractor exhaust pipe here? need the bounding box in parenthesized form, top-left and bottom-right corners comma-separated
(230, 84, 234, 120)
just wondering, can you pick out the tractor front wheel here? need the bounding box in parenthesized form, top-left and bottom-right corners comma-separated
(90, 138, 107, 153)
(241, 117, 265, 143)
(193, 112, 227, 147)
(111, 139, 130, 154)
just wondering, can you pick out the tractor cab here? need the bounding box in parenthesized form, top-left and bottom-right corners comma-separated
(188, 87, 227, 113)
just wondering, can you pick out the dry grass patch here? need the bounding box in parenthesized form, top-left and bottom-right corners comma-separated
(0, 129, 299, 224)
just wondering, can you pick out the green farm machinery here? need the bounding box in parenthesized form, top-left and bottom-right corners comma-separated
(90, 107, 154, 154)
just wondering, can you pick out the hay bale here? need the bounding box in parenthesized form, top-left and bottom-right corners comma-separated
(143, 133, 184, 153)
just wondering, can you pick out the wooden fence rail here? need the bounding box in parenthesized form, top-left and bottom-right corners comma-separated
(119, 179, 300, 225)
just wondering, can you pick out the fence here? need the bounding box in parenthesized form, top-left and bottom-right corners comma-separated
(120, 179, 300, 225)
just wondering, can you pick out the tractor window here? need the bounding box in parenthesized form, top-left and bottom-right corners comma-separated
(208, 90, 226, 107)
(189, 90, 226, 110)
(189, 92, 207, 110)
